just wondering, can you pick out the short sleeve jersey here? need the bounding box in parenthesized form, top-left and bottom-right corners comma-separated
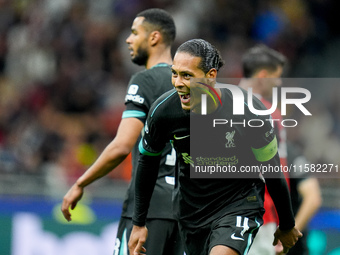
(139, 86, 279, 227)
(121, 64, 176, 219)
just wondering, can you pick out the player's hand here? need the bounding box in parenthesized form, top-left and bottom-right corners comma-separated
(128, 225, 148, 255)
(61, 184, 84, 221)
(274, 240, 284, 254)
(273, 226, 302, 254)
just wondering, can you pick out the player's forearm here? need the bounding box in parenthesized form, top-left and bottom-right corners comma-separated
(132, 154, 160, 226)
(294, 198, 320, 231)
(76, 142, 130, 188)
(294, 178, 322, 230)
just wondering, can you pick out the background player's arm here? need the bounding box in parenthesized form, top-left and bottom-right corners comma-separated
(294, 177, 322, 231)
(61, 117, 143, 221)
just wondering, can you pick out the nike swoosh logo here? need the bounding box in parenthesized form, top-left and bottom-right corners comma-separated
(173, 134, 190, 140)
(231, 233, 244, 241)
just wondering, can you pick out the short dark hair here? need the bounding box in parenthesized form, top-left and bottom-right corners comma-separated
(242, 44, 286, 78)
(137, 8, 176, 46)
(176, 39, 225, 74)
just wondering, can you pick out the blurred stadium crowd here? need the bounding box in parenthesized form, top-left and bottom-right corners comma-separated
(0, 0, 340, 201)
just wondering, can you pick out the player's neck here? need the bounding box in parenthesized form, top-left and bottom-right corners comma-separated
(239, 78, 262, 94)
(146, 47, 172, 69)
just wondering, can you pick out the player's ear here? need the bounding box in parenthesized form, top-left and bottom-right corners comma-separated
(149, 31, 161, 46)
(256, 69, 269, 78)
(206, 68, 217, 79)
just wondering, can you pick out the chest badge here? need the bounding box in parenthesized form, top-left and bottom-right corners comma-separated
(225, 130, 236, 148)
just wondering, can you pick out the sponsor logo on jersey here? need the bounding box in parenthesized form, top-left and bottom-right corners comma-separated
(127, 84, 139, 94)
(182, 153, 194, 167)
(125, 84, 145, 103)
(231, 233, 244, 241)
(174, 134, 190, 140)
(125, 94, 145, 104)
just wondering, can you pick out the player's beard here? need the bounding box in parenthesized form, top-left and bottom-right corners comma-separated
(132, 47, 149, 66)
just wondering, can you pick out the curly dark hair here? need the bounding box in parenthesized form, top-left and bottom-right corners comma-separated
(176, 39, 225, 74)
(137, 8, 176, 46)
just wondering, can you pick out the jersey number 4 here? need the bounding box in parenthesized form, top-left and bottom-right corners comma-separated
(231, 216, 250, 241)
